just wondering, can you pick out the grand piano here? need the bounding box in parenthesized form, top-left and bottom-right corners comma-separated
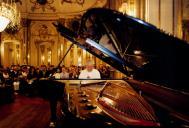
(41, 8, 189, 128)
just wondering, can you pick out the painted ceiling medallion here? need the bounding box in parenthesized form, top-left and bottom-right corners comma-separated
(60, 0, 107, 15)
(30, 0, 56, 12)
(61, 0, 85, 6)
(37, 0, 47, 5)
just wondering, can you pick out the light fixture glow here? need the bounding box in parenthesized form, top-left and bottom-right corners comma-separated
(78, 56, 82, 66)
(134, 50, 142, 55)
(0, 1, 20, 32)
(41, 55, 45, 62)
(118, 0, 136, 17)
(0, 16, 10, 32)
(27, 54, 30, 59)
(119, 2, 128, 14)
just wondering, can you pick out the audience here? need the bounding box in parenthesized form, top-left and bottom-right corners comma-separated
(60, 67, 69, 79)
(0, 64, 112, 82)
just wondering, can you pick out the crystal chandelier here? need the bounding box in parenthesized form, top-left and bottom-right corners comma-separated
(0, 0, 20, 32)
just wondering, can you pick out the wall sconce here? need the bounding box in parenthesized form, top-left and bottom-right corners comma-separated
(27, 54, 30, 59)
(119, 1, 128, 14)
(41, 55, 45, 63)
(78, 56, 82, 66)
(119, 0, 136, 17)
(47, 50, 52, 64)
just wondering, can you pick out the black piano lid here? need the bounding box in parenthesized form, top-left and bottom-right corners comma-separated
(54, 8, 189, 92)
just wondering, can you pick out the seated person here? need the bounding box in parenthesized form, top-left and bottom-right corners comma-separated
(53, 68, 61, 79)
(60, 67, 69, 79)
(3, 69, 9, 79)
(79, 60, 101, 79)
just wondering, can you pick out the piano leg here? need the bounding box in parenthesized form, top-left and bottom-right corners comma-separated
(49, 98, 58, 121)
(38, 80, 65, 127)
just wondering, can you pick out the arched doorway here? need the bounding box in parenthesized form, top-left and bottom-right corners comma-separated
(1, 40, 22, 67)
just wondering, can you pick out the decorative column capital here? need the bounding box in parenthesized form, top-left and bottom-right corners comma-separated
(21, 18, 32, 28)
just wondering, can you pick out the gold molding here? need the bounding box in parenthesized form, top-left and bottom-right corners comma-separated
(172, 0, 175, 34)
(158, 0, 161, 28)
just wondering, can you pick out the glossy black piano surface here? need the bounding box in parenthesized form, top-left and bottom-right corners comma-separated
(55, 8, 189, 92)
(51, 8, 189, 127)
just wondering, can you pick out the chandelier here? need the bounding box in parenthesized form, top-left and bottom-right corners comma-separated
(0, 0, 20, 32)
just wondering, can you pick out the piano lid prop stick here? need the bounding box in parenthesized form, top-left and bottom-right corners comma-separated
(57, 43, 74, 67)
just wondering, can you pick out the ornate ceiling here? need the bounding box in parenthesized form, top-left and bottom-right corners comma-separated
(17, 0, 107, 19)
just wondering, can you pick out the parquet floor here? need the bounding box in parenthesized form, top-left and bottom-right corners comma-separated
(0, 95, 51, 128)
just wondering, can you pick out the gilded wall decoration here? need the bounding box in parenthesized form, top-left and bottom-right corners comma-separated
(2, 0, 22, 4)
(30, 21, 58, 66)
(39, 25, 51, 40)
(182, 20, 189, 43)
(182, 0, 189, 42)
(61, 0, 85, 6)
(183, 0, 189, 19)
(10, 0, 23, 4)
(119, 0, 136, 17)
(30, 0, 56, 12)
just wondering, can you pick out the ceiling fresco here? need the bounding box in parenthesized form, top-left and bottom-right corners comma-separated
(16, 0, 107, 19)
